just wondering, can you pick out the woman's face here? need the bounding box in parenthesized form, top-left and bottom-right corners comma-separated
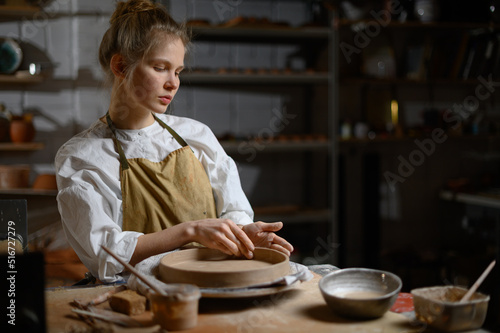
(128, 36, 185, 115)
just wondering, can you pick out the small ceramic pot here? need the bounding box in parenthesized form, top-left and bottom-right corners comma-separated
(0, 165, 30, 189)
(10, 118, 35, 143)
(32, 174, 57, 190)
(149, 284, 201, 331)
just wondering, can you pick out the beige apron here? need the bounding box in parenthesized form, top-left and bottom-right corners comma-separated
(106, 113, 218, 234)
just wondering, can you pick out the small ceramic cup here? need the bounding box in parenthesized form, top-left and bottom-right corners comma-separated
(149, 284, 201, 331)
(10, 117, 35, 143)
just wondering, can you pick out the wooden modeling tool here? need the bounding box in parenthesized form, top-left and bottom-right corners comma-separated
(100, 245, 166, 296)
(460, 260, 496, 303)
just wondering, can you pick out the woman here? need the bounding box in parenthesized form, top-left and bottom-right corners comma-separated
(55, 0, 293, 282)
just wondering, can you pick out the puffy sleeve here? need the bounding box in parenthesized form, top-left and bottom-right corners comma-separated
(185, 121, 254, 226)
(55, 137, 143, 282)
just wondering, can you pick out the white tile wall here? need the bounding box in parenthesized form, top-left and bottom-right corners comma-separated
(44, 0, 72, 14)
(187, 0, 222, 23)
(23, 90, 75, 146)
(0, 91, 22, 117)
(72, 0, 114, 14)
(236, 91, 278, 135)
(75, 87, 110, 130)
(167, 0, 188, 23)
(169, 87, 193, 119)
(275, 1, 310, 27)
(190, 88, 232, 135)
(188, 42, 232, 69)
(222, 1, 274, 22)
(1, 0, 314, 192)
(75, 15, 109, 81)
(45, 17, 73, 78)
(0, 21, 19, 38)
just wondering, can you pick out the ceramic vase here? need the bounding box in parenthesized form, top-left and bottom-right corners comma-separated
(10, 118, 35, 143)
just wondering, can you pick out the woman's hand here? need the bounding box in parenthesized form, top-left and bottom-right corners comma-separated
(131, 220, 292, 266)
(241, 222, 294, 256)
(188, 219, 255, 259)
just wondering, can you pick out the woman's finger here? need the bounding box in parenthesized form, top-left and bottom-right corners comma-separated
(270, 243, 291, 257)
(256, 221, 283, 232)
(207, 229, 242, 257)
(230, 224, 254, 259)
(218, 239, 242, 257)
(271, 234, 294, 253)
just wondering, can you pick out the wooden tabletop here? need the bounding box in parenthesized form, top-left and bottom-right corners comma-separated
(46, 273, 424, 333)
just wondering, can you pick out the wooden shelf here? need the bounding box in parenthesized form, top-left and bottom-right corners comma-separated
(0, 188, 57, 196)
(0, 5, 39, 20)
(0, 72, 44, 84)
(0, 142, 44, 151)
(182, 71, 330, 85)
(191, 25, 331, 40)
(254, 207, 331, 224)
(440, 190, 500, 210)
(338, 134, 498, 144)
(337, 19, 498, 30)
(340, 77, 486, 86)
(221, 139, 330, 153)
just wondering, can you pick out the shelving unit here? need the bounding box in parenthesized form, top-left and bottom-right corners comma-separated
(221, 140, 330, 153)
(190, 25, 330, 39)
(0, 5, 52, 197)
(0, 4, 45, 85)
(334, 3, 500, 284)
(184, 13, 338, 263)
(182, 71, 329, 84)
(335, 16, 500, 140)
(340, 77, 489, 86)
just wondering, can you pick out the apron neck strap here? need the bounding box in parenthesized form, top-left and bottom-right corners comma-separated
(105, 112, 191, 171)
(105, 112, 130, 171)
(152, 113, 188, 148)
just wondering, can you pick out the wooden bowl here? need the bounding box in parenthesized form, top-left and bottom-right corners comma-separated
(159, 247, 290, 288)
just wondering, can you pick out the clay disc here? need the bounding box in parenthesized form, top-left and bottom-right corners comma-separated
(158, 247, 290, 288)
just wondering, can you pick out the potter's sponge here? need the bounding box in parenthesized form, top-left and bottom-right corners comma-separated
(109, 289, 146, 316)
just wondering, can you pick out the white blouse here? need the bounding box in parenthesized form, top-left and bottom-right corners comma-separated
(55, 113, 254, 282)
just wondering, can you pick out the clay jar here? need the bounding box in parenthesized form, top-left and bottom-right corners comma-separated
(32, 174, 57, 190)
(149, 284, 201, 331)
(10, 114, 35, 143)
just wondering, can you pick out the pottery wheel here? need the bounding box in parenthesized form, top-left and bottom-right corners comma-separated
(158, 247, 290, 288)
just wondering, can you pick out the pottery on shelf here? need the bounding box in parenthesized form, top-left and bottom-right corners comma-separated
(32, 174, 57, 190)
(10, 114, 35, 143)
(0, 165, 30, 189)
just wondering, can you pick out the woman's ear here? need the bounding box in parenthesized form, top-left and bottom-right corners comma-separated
(110, 54, 126, 78)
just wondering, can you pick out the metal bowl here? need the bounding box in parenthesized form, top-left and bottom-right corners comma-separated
(319, 268, 402, 319)
(412, 286, 489, 332)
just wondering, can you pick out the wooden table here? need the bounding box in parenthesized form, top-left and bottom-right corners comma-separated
(45, 272, 430, 333)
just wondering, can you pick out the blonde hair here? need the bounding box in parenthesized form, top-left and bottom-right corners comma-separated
(99, 0, 190, 85)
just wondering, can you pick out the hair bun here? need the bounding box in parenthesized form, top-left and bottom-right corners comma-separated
(111, 0, 156, 24)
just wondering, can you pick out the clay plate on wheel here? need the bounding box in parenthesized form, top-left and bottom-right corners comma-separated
(158, 247, 290, 288)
